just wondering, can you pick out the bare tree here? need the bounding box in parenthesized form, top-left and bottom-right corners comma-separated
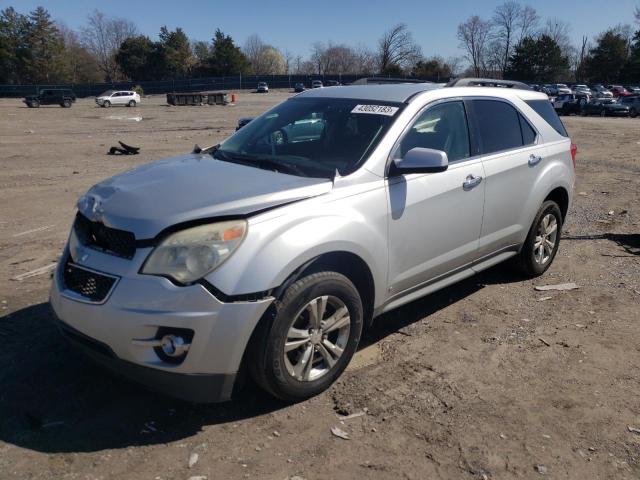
(243, 34, 266, 74)
(81, 10, 136, 81)
(517, 5, 539, 42)
(377, 23, 422, 73)
(457, 15, 492, 77)
(635, 6, 640, 24)
(446, 56, 464, 77)
(492, 1, 521, 76)
(543, 18, 572, 54)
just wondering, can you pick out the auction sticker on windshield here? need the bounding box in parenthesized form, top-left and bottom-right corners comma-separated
(351, 104, 399, 116)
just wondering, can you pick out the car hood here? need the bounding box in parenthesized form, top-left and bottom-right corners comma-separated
(78, 153, 333, 239)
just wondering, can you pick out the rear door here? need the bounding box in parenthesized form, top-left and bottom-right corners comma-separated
(466, 98, 544, 258)
(386, 100, 485, 295)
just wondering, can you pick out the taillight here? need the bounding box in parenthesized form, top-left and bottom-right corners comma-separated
(570, 143, 577, 168)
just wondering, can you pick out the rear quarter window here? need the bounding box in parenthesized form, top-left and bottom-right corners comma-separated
(469, 99, 525, 154)
(525, 99, 568, 137)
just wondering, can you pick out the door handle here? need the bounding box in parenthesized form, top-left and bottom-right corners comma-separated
(528, 154, 543, 166)
(463, 174, 482, 190)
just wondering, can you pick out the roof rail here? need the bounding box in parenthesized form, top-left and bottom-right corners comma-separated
(352, 77, 432, 85)
(446, 78, 531, 90)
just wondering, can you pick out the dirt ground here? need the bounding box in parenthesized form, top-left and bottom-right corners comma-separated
(0, 90, 639, 480)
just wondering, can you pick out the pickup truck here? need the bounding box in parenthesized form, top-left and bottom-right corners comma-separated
(24, 89, 77, 108)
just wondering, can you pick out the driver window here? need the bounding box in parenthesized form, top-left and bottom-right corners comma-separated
(398, 101, 470, 162)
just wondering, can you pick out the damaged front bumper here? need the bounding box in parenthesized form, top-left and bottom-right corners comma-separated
(49, 246, 274, 403)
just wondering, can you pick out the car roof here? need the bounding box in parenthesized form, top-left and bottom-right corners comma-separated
(297, 82, 442, 103)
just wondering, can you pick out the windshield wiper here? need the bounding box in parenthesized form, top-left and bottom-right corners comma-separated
(213, 150, 308, 177)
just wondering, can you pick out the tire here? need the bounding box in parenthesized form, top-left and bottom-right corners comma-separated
(62, 99, 71, 108)
(630, 108, 638, 118)
(580, 109, 588, 116)
(515, 200, 563, 277)
(600, 109, 606, 117)
(31, 100, 40, 108)
(249, 271, 363, 402)
(103, 100, 111, 108)
(128, 100, 136, 107)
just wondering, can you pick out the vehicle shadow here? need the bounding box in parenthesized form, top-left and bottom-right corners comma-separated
(564, 232, 640, 255)
(0, 265, 522, 454)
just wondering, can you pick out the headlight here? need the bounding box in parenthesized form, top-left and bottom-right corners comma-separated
(141, 220, 246, 284)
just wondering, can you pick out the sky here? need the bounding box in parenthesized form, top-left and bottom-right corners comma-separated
(3, 0, 639, 60)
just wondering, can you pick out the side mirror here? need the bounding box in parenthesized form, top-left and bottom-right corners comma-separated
(390, 147, 449, 175)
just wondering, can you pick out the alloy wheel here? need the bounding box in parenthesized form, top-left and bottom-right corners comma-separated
(283, 295, 351, 382)
(533, 213, 558, 265)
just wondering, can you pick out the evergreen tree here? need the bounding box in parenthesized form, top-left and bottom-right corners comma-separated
(115, 35, 156, 81)
(587, 30, 630, 83)
(504, 35, 569, 82)
(0, 7, 30, 83)
(24, 7, 66, 83)
(205, 29, 250, 76)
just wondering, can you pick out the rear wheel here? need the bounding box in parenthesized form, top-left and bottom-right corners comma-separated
(249, 271, 363, 402)
(630, 107, 638, 118)
(515, 200, 562, 277)
(61, 99, 71, 108)
(128, 100, 136, 107)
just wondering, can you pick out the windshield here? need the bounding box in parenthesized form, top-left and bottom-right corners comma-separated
(99, 90, 115, 97)
(215, 97, 402, 178)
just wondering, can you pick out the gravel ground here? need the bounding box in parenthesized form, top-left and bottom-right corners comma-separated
(0, 91, 639, 480)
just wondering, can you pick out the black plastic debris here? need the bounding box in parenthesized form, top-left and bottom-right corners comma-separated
(107, 141, 140, 155)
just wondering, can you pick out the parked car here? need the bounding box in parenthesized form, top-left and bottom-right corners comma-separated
(24, 89, 76, 108)
(553, 93, 589, 115)
(624, 85, 640, 95)
(256, 82, 269, 93)
(294, 83, 305, 93)
(311, 80, 323, 88)
(580, 98, 630, 117)
(572, 84, 592, 95)
(607, 85, 632, 97)
(326, 80, 341, 87)
(619, 96, 640, 117)
(590, 85, 613, 98)
(50, 81, 575, 403)
(236, 117, 253, 130)
(95, 90, 140, 107)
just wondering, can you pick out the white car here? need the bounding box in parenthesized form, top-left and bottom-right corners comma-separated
(95, 90, 140, 107)
(256, 82, 269, 93)
(311, 80, 323, 88)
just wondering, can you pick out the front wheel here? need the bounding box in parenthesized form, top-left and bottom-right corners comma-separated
(103, 100, 111, 108)
(630, 108, 638, 118)
(515, 200, 562, 277)
(61, 99, 71, 108)
(128, 100, 136, 107)
(249, 271, 363, 402)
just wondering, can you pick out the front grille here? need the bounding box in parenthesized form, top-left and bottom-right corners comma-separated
(62, 260, 117, 302)
(74, 213, 136, 259)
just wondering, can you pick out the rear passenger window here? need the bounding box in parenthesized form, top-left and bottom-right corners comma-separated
(525, 99, 568, 137)
(398, 101, 470, 162)
(471, 100, 523, 154)
(519, 114, 536, 145)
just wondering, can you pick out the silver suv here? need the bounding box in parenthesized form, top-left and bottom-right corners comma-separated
(50, 82, 575, 402)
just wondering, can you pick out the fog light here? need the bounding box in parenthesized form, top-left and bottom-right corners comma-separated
(160, 334, 189, 357)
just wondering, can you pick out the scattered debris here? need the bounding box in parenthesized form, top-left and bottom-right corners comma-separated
(188, 476, 207, 480)
(331, 426, 351, 440)
(538, 338, 552, 347)
(108, 141, 140, 155)
(337, 411, 366, 421)
(12, 225, 54, 237)
(188, 452, 199, 468)
(106, 114, 142, 122)
(627, 425, 640, 435)
(578, 191, 587, 196)
(534, 464, 548, 474)
(608, 210, 615, 216)
(534, 282, 579, 292)
(11, 263, 57, 281)
(537, 296, 553, 302)
(272, 431, 280, 438)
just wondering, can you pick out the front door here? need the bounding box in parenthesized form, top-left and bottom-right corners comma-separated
(387, 100, 485, 296)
